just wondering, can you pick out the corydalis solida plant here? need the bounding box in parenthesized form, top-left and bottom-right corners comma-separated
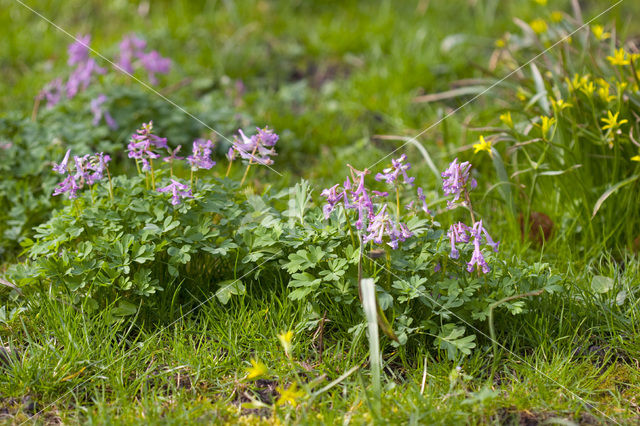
(442, 158, 498, 274)
(51, 149, 113, 200)
(321, 156, 429, 250)
(226, 127, 279, 185)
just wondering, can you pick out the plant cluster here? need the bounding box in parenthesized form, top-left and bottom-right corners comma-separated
(8, 122, 561, 358)
(483, 10, 640, 250)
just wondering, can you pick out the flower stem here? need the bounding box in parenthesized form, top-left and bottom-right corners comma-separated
(395, 186, 401, 219)
(150, 159, 156, 191)
(240, 146, 259, 186)
(225, 160, 233, 177)
(106, 167, 114, 202)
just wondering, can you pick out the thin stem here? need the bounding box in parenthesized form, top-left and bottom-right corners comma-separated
(190, 168, 194, 190)
(240, 164, 252, 186)
(31, 97, 41, 121)
(150, 159, 156, 191)
(106, 167, 114, 201)
(240, 146, 259, 186)
(395, 186, 401, 219)
(226, 159, 233, 177)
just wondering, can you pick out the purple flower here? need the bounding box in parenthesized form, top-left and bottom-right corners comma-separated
(117, 34, 147, 73)
(351, 168, 375, 230)
(86, 152, 111, 185)
(90, 94, 118, 129)
(447, 222, 471, 259)
(52, 149, 71, 174)
(187, 139, 216, 171)
(137, 50, 171, 84)
(417, 187, 432, 214)
(38, 78, 64, 108)
(441, 158, 477, 209)
(163, 145, 184, 163)
(230, 127, 279, 166)
(68, 34, 91, 66)
(157, 179, 193, 205)
(52, 151, 110, 199)
(363, 204, 413, 249)
(128, 121, 167, 171)
(447, 220, 498, 274)
(375, 154, 415, 186)
(66, 59, 106, 99)
(53, 174, 81, 199)
(467, 222, 490, 274)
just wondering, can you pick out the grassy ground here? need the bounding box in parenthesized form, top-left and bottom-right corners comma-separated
(2, 0, 640, 424)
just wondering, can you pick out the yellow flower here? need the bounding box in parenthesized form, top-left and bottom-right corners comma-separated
(516, 87, 528, 101)
(550, 98, 572, 111)
(495, 38, 506, 48)
(500, 111, 513, 128)
(580, 82, 595, 97)
(601, 110, 628, 131)
(607, 48, 630, 66)
(540, 116, 556, 138)
(566, 73, 589, 92)
(246, 358, 268, 379)
(631, 155, 640, 162)
(534, 0, 547, 5)
(632, 53, 640, 63)
(591, 24, 610, 41)
(473, 136, 493, 158)
(276, 382, 305, 407)
(530, 19, 548, 35)
(616, 81, 628, 94)
(550, 11, 563, 23)
(278, 330, 294, 357)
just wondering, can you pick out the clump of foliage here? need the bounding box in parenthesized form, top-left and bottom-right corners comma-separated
(478, 10, 640, 250)
(8, 121, 562, 358)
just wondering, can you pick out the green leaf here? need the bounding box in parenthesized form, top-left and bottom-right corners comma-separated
(112, 300, 138, 317)
(216, 279, 245, 305)
(591, 275, 614, 294)
(592, 175, 640, 218)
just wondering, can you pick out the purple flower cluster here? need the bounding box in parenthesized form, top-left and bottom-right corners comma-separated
(406, 187, 432, 215)
(90, 94, 117, 129)
(375, 154, 415, 186)
(441, 158, 498, 275)
(441, 158, 477, 209)
(157, 179, 193, 205)
(187, 139, 216, 171)
(127, 121, 168, 171)
(38, 35, 106, 108)
(52, 149, 111, 199)
(321, 165, 414, 249)
(228, 127, 279, 166)
(65, 35, 106, 99)
(363, 205, 413, 249)
(117, 34, 171, 84)
(447, 220, 499, 273)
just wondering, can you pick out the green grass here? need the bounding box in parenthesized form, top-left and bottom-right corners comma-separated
(2, 0, 640, 423)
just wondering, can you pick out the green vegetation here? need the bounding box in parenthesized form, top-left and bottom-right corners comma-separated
(1, 0, 640, 424)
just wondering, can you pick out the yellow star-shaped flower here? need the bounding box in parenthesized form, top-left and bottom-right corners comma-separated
(499, 112, 513, 128)
(530, 19, 548, 35)
(278, 330, 294, 357)
(276, 382, 305, 407)
(607, 48, 630, 66)
(246, 358, 268, 379)
(473, 136, 493, 158)
(550, 11, 563, 23)
(631, 155, 640, 162)
(591, 25, 610, 41)
(601, 110, 628, 131)
(540, 116, 556, 139)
